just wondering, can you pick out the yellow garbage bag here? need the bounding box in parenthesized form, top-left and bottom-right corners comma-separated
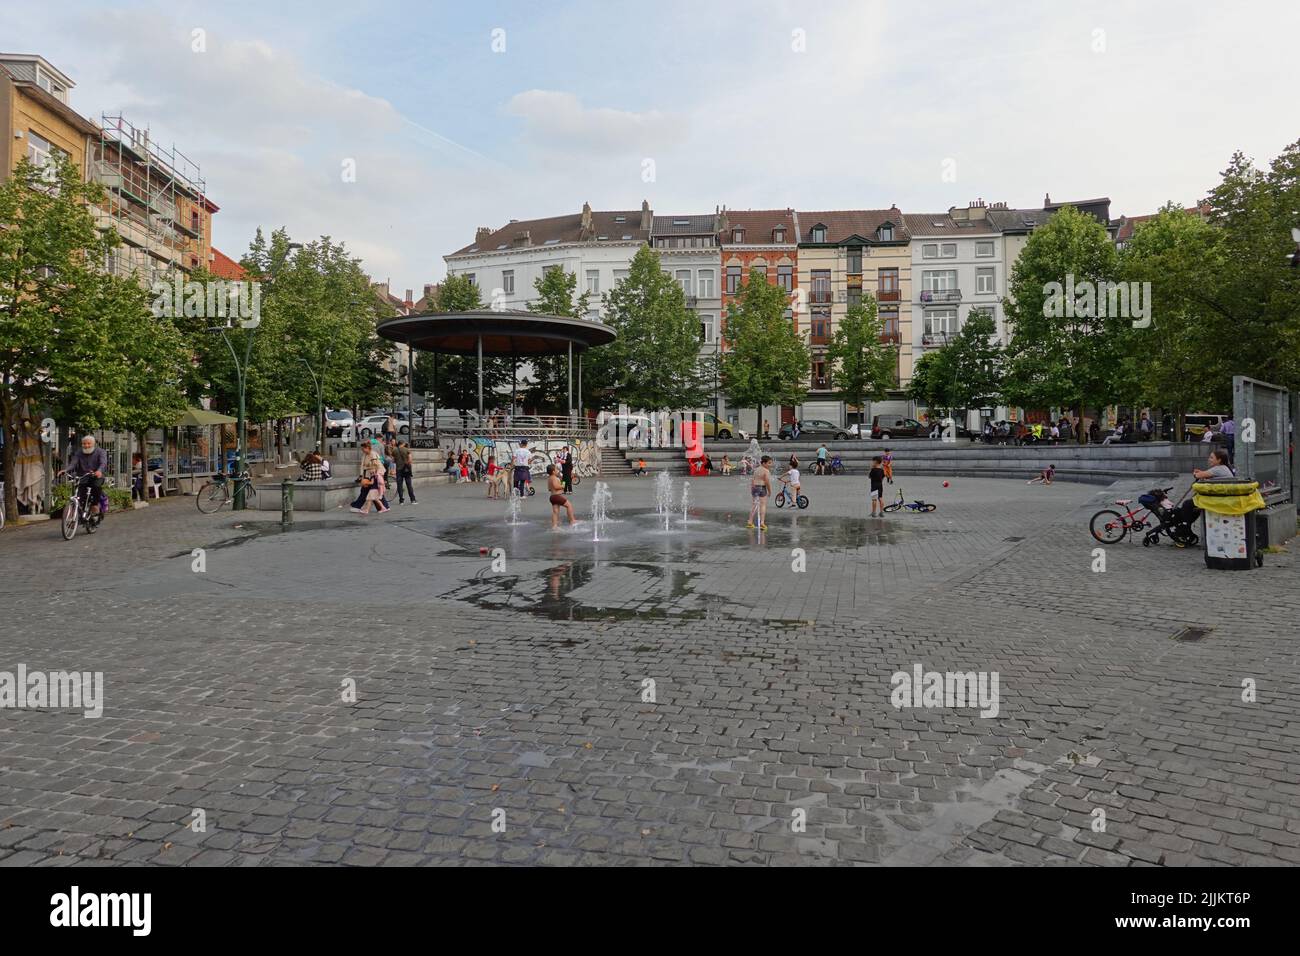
(1192, 481, 1266, 515)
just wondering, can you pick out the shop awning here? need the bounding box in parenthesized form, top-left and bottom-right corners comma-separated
(174, 408, 237, 427)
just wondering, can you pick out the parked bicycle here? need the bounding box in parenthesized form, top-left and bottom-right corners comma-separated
(883, 488, 936, 513)
(59, 472, 104, 540)
(197, 469, 257, 513)
(1088, 496, 1153, 544)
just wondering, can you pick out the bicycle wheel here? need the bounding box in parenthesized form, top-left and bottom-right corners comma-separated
(526, 485, 535, 497)
(85, 509, 99, 533)
(197, 482, 227, 514)
(1089, 509, 1127, 544)
(882, 499, 903, 513)
(796, 495, 809, 510)
(61, 499, 79, 540)
(571, 474, 581, 487)
(774, 492, 787, 508)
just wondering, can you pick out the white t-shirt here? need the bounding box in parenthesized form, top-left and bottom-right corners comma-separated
(513, 447, 531, 467)
(787, 468, 801, 486)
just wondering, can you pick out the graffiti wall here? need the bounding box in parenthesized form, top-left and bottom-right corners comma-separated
(431, 436, 600, 477)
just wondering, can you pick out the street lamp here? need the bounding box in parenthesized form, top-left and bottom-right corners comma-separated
(208, 320, 255, 509)
(301, 348, 332, 455)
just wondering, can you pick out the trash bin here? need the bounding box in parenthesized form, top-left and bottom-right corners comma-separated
(1192, 478, 1266, 570)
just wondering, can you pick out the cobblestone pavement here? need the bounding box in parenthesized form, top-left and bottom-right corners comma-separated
(0, 469, 1297, 866)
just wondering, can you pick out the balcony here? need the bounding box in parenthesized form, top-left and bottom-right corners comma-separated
(809, 290, 832, 305)
(877, 288, 900, 302)
(809, 333, 830, 346)
(810, 376, 832, 392)
(921, 332, 952, 347)
(879, 332, 901, 345)
(919, 289, 961, 303)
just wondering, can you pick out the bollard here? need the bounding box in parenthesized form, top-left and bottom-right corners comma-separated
(280, 479, 294, 527)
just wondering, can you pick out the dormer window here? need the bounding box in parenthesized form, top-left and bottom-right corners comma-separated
(811, 225, 827, 243)
(879, 225, 894, 241)
(773, 227, 786, 242)
(732, 228, 744, 243)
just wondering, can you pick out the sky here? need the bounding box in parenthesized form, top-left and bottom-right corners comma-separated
(5, 0, 1298, 294)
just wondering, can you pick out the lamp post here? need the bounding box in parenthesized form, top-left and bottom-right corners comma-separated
(301, 348, 332, 455)
(209, 321, 255, 509)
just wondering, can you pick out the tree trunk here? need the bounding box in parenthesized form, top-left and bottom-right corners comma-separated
(1, 388, 17, 526)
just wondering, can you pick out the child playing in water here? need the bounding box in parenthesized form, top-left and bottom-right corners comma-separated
(721, 454, 732, 476)
(1027, 464, 1056, 486)
(882, 448, 894, 484)
(547, 464, 576, 529)
(748, 455, 772, 530)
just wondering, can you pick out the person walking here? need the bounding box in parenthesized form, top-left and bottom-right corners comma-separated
(394, 441, 416, 504)
(546, 464, 576, 529)
(349, 442, 384, 512)
(382, 413, 398, 443)
(560, 445, 574, 493)
(512, 440, 532, 497)
(747, 455, 773, 531)
(869, 456, 886, 517)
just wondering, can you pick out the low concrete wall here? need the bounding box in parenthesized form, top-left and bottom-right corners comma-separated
(251, 473, 451, 511)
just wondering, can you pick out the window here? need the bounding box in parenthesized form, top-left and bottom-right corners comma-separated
(879, 225, 894, 241)
(191, 210, 201, 234)
(847, 286, 862, 308)
(732, 228, 744, 243)
(783, 308, 794, 326)
(812, 358, 829, 390)
(878, 268, 899, 295)
(25, 130, 63, 168)
(777, 264, 793, 291)
(543, 264, 562, 276)
(976, 267, 995, 294)
(697, 269, 715, 298)
(810, 308, 830, 340)
(975, 240, 994, 257)
(811, 269, 831, 304)
(922, 270, 958, 291)
(699, 314, 716, 343)
(922, 243, 938, 259)
(752, 264, 767, 281)
(675, 269, 692, 296)
(613, 269, 629, 286)
(847, 247, 862, 274)
(941, 243, 957, 258)
(811, 225, 827, 243)
(773, 228, 786, 242)
(880, 307, 900, 340)
(585, 270, 600, 295)
(924, 309, 957, 337)
(726, 265, 742, 294)
(502, 270, 515, 294)
(466, 273, 477, 287)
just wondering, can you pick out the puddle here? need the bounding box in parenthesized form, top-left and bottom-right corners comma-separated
(167, 519, 367, 557)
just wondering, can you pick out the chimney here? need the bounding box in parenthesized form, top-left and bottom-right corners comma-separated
(513, 230, 531, 248)
(949, 205, 968, 221)
(640, 199, 652, 231)
(969, 200, 987, 221)
(717, 205, 729, 234)
(1044, 193, 1052, 207)
(475, 226, 492, 244)
(424, 283, 437, 297)
(405, 288, 413, 304)
(580, 201, 594, 240)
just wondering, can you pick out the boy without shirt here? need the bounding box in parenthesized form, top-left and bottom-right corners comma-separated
(748, 455, 773, 530)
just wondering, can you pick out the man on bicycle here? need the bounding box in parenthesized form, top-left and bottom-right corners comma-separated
(69, 434, 108, 518)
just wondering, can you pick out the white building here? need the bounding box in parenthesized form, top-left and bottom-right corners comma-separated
(443, 201, 653, 319)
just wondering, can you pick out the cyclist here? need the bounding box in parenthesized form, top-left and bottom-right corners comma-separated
(68, 434, 108, 521)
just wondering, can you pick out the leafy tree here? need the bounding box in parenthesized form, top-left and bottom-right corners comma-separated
(825, 296, 897, 411)
(588, 245, 708, 412)
(415, 275, 510, 414)
(720, 268, 809, 428)
(945, 309, 1004, 416)
(524, 267, 590, 412)
(1002, 205, 1125, 436)
(907, 348, 954, 412)
(0, 157, 171, 522)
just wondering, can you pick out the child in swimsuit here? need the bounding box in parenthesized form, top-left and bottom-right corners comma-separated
(748, 455, 772, 530)
(546, 465, 576, 529)
(882, 449, 894, 484)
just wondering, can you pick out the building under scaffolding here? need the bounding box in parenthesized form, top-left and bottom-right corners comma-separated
(92, 113, 216, 284)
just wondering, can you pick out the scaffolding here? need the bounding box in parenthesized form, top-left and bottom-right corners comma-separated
(93, 113, 208, 283)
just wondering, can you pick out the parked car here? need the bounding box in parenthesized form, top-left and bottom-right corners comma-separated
(779, 419, 851, 440)
(324, 409, 354, 437)
(871, 416, 925, 440)
(695, 413, 744, 441)
(350, 413, 410, 440)
(1184, 413, 1229, 440)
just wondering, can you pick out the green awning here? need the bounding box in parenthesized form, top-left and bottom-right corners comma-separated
(174, 408, 238, 427)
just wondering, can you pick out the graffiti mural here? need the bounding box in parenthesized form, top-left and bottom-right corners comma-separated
(435, 436, 600, 477)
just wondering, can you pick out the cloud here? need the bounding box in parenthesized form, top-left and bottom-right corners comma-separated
(505, 90, 688, 155)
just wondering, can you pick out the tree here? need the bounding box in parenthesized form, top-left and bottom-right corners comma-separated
(907, 348, 955, 412)
(588, 245, 708, 412)
(720, 268, 809, 428)
(0, 157, 170, 522)
(825, 296, 897, 411)
(410, 274, 508, 414)
(524, 267, 590, 412)
(1002, 205, 1125, 435)
(945, 309, 1004, 417)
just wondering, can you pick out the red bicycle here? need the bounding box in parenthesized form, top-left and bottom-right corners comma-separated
(1089, 496, 1153, 544)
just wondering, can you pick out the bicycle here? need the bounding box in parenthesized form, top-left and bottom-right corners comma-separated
(59, 472, 104, 540)
(774, 478, 809, 510)
(197, 469, 257, 513)
(882, 488, 936, 513)
(1088, 496, 1154, 544)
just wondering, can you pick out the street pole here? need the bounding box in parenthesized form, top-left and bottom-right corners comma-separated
(214, 324, 255, 510)
(476, 332, 484, 420)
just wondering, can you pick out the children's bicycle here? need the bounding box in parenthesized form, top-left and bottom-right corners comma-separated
(1088, 496, 1153, 544)
(882, 488, 936, 513)
(774, 479, 808, 509)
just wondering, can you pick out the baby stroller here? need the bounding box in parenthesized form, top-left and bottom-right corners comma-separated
(1138, 486, 1199, 548)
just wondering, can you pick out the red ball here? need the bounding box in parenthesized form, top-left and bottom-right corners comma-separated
(942, 481, 950, 488)
(479, 546, 489, 555)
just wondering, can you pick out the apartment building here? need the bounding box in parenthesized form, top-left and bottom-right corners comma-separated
(651, 212, 725, 416)
(795, 208, 911, 424)
(444, 201, 653, 318)
(0, 54, 98, 184)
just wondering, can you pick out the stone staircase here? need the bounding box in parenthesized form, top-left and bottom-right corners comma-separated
(600, 447, 637, 477)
